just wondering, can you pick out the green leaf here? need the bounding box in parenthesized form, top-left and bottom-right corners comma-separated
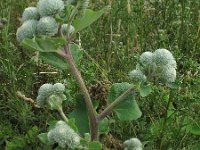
(69, 94, 89, 135)
(191, 144, 200, 150)
(22, 38, 43, 52)
(186, 124, 200, 135)
(38, 133, 49, 144)
(70, 43, 83, 63)
(73, 6, 110, 32)
(47, 120, 57, 130)
(40, 43, 82, 70)
(108, 82, 142, 121)
(150, 119, 164, 136)
(99, 118, 110, 134)
(36, 37, 66, 52)
(25, 126, 39, 141)
(139, 84, 153, 97)
(80, 139, 88, 148)
(5, 137, 26, 150)
(68, 118, 78, 132)
(88, 141, 102, 150)
(40, 52, 69, 70)
(22, 37, 66, 52)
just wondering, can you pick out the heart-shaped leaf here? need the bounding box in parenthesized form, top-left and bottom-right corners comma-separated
(88, 141, 102, 150)
(139, 84, 153, 97)
(69, 94, 89, 135)
(108, 82, 142, 121)
(39, 43, 82, 70)
(22, 37, 66, 52)
(73, 6, 110, 32)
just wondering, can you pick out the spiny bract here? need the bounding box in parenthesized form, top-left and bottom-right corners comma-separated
(16, 20, 38, 42)
(47, 121, 80, 148)
(129, 69, 147, 82)
(36, 16, 58, 36)
(37, 0, 64, 16)
(153, 49, 175, 66)
(22, 7, 40, 22)
(61, 24, 75, 35)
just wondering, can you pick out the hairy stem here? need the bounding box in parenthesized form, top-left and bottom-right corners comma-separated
(97, 87, 134, 122)
(60, 44, 98, 140)
(58, 107, 69, 123)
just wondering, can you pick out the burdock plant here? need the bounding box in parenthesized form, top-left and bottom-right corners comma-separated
(16, 0, 177, 149)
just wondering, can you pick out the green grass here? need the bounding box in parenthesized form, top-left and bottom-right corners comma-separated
(0, 0, 199, 149)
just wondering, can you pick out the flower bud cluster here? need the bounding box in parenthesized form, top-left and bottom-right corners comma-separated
(47, 120, 80, 148)
(129, 69, 146, 82)
(123, 138, 143, 150)
(36, 83, 66, 109)
(129, 49, 177, 84)
(16, 20, 38, 42)
(16, 0, 75, 42)
(37, 0, 64, 17)
(61, 24, 75, 35)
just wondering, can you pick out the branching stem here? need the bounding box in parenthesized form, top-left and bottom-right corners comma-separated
(61, 44, 98, 140)
(97, 87, 134, 122)
(57, 39, 136, 140)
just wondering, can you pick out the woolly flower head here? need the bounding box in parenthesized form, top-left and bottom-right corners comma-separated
(153, 49, 176, 67)
(38, 83, 54, 96)
(139, 51, 153, 68)
(53, 83, 65, 93)
(16, 20, 38, 42)
(36, 16, 58, 36)
(129, 49, 177, 84)
(36, 83, 66, 107)
(61, 24, 75, 35)
(129, 69, 146, 82)
(161, 65, 176, 83)
(123, 138, 143, 150)
(47, 121, 80, 148)
(22, 7, 40, 22)
(37, 0, 64, 16)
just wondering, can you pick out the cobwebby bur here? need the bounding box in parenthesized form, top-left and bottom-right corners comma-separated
(47, 120, 80, 148)
(129, 48, 177, 84)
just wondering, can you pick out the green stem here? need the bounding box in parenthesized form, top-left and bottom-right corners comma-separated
(159, 91, 172, 150)
(97, 87, 134, 122)
(58, 107, 69, 123)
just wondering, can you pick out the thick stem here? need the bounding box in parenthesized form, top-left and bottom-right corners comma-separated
(60, 44, 98, 140)
(97, 87, 134, 122)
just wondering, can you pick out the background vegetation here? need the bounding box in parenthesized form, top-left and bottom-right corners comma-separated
(0, 0, 199, 149)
